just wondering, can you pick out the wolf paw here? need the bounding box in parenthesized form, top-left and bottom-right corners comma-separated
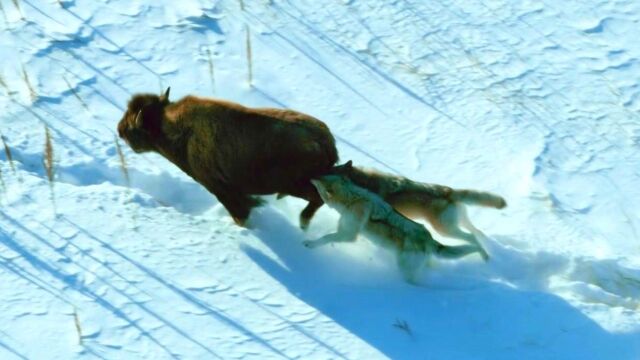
(481, 250, 490, 262)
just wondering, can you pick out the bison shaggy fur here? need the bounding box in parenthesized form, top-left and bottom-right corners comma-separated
(117, 88, 338, 228)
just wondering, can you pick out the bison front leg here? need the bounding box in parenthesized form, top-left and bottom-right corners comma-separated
(209, 184, 262, 227)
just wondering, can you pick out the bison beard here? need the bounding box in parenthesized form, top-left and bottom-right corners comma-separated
(117, 87, 338, 228)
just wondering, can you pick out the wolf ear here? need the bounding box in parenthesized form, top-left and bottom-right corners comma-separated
(160, 87, 170, 105)
(345, 160, 353, 168)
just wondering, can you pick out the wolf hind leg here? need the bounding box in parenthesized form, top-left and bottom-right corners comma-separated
(436, 244, 483, 259)
(441, 227, 489, 261)
(458, 208, 494, 255)
(283, 180, 325, 230)
(396, 250, 426, 285)
(430, 205, 489, 260)
(458, 205, 488, 238)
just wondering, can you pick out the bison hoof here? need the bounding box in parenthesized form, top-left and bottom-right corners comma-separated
(299, 218, 311, 231)
(232, 216, 248, 227)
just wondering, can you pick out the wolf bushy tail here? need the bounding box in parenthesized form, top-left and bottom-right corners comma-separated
(450, 189, 506, 208)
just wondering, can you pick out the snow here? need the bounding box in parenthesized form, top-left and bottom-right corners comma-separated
(1, 0, 640, 359)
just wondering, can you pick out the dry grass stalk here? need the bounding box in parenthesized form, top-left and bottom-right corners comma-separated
(115, 135, 138, 227)
(0, 132, 15, 175)
(0, 1, 8, 25)
(0, 74, 7, 93)
(10, 0, 23, 19)
(44, 126, 54, 183)
(63, 76, 89, 111)
(21, 64, 36, 102)
(43, 125, 56, 214)
(0, 161, 5, 197)
(206, 47, 216, 92)
(73, 308, 83, 345)
(114, 135, 130, 187)
(245, 25, 253, 86)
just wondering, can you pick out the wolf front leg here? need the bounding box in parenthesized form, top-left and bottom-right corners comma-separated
(303, 210, 365, 248)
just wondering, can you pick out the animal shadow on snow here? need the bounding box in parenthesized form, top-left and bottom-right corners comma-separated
(0, 215, 291, 360)
(243, 207, 640, 360)
(4, 146, 216, 215)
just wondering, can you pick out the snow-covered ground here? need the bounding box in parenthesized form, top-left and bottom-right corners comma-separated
(1, 0, 640, 358)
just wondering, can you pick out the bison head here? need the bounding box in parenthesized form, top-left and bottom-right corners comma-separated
(117, 87, 171, 153)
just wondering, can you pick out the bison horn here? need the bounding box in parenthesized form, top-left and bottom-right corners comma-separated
(160, 86, 171, 104)
(134, 109, 143, 128)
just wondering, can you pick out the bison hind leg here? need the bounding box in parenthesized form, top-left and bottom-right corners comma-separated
(249, 196, 266, 207)
(287, 179, 325, 230)
(300, 199, 323, 230)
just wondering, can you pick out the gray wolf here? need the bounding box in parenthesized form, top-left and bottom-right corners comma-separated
(117, 87, 338, 228)
(329, 161, 507, 260)
(304, 175, 483, 283)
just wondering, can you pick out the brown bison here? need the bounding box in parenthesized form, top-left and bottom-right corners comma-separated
(117, 87, 338, 228)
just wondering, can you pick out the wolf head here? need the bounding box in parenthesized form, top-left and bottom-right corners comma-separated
(328, 160, 354, 176)
(310, 174, 353, 207)
(117, 87, 171, 153)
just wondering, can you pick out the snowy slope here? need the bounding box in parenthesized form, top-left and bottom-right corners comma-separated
(1, 0, 640, 359)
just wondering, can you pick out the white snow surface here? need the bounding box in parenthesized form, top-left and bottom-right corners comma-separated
(1, 0, 640, 359)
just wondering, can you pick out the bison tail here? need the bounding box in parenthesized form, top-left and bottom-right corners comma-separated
(324, 136, 339, 166)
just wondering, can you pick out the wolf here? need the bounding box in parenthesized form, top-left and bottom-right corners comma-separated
(303, 175, 483, 283)
(328, 161, 507, 260)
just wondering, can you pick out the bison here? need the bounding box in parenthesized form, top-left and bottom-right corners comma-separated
(117, 87, 338, 228)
